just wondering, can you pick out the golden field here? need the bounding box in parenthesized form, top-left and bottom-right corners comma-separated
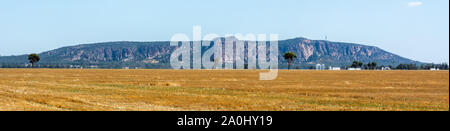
(0, 69, 448, 111)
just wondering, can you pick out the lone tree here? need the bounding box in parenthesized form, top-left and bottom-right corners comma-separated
(283, 52, 297, 70)
(28, 53, 40, 68)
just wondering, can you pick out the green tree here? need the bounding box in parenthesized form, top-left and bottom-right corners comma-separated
(283, 52, 297, 70)
(443, 63, 449, 70)
(372, 62, 377, 70)
(28, 53, 40, 68)
(351, 61, 363, 68)
(367, 62, 377, 70)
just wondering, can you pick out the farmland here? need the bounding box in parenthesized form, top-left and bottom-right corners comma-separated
(0, 69, 448, 111)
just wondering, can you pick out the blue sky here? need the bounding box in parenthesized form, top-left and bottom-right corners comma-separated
(0, 0, 448, 63)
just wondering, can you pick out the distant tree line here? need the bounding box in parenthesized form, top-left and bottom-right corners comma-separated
(0, 63, 73, 68)
(1, 54, 449, 70)
(0, 63, 173, 69)
(350, 61, 449, 70)
(396, 63, 449, 70)
(351, 61, 379, 70)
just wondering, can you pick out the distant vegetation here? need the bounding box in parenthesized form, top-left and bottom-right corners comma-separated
(396, 63, 449, 70)
(351, 61, 364, 68)
(0, 56, 448, 70)
(348, 60, 448, 70)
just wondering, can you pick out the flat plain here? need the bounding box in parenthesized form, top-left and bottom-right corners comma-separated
(0, 69, 448, 111)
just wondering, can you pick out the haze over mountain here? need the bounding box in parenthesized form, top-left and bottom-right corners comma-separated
(0, 37, 422, 69)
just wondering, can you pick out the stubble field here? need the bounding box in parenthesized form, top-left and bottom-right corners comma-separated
(0, 69, 448, 111)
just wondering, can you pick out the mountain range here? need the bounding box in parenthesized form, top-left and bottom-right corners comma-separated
(0, 37, 422, 69)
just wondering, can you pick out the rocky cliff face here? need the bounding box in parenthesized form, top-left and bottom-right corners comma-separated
(41, 42, 174, 64)
(278, 38, 412, 66)
(0, 37, 420, 68)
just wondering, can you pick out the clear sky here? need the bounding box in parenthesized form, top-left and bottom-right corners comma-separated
(0, 0, 448, 63)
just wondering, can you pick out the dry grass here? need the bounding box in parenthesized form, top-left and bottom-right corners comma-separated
(0, 69, 448, 111)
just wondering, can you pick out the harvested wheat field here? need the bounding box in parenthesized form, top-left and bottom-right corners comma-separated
(0, 69, 448, 111)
